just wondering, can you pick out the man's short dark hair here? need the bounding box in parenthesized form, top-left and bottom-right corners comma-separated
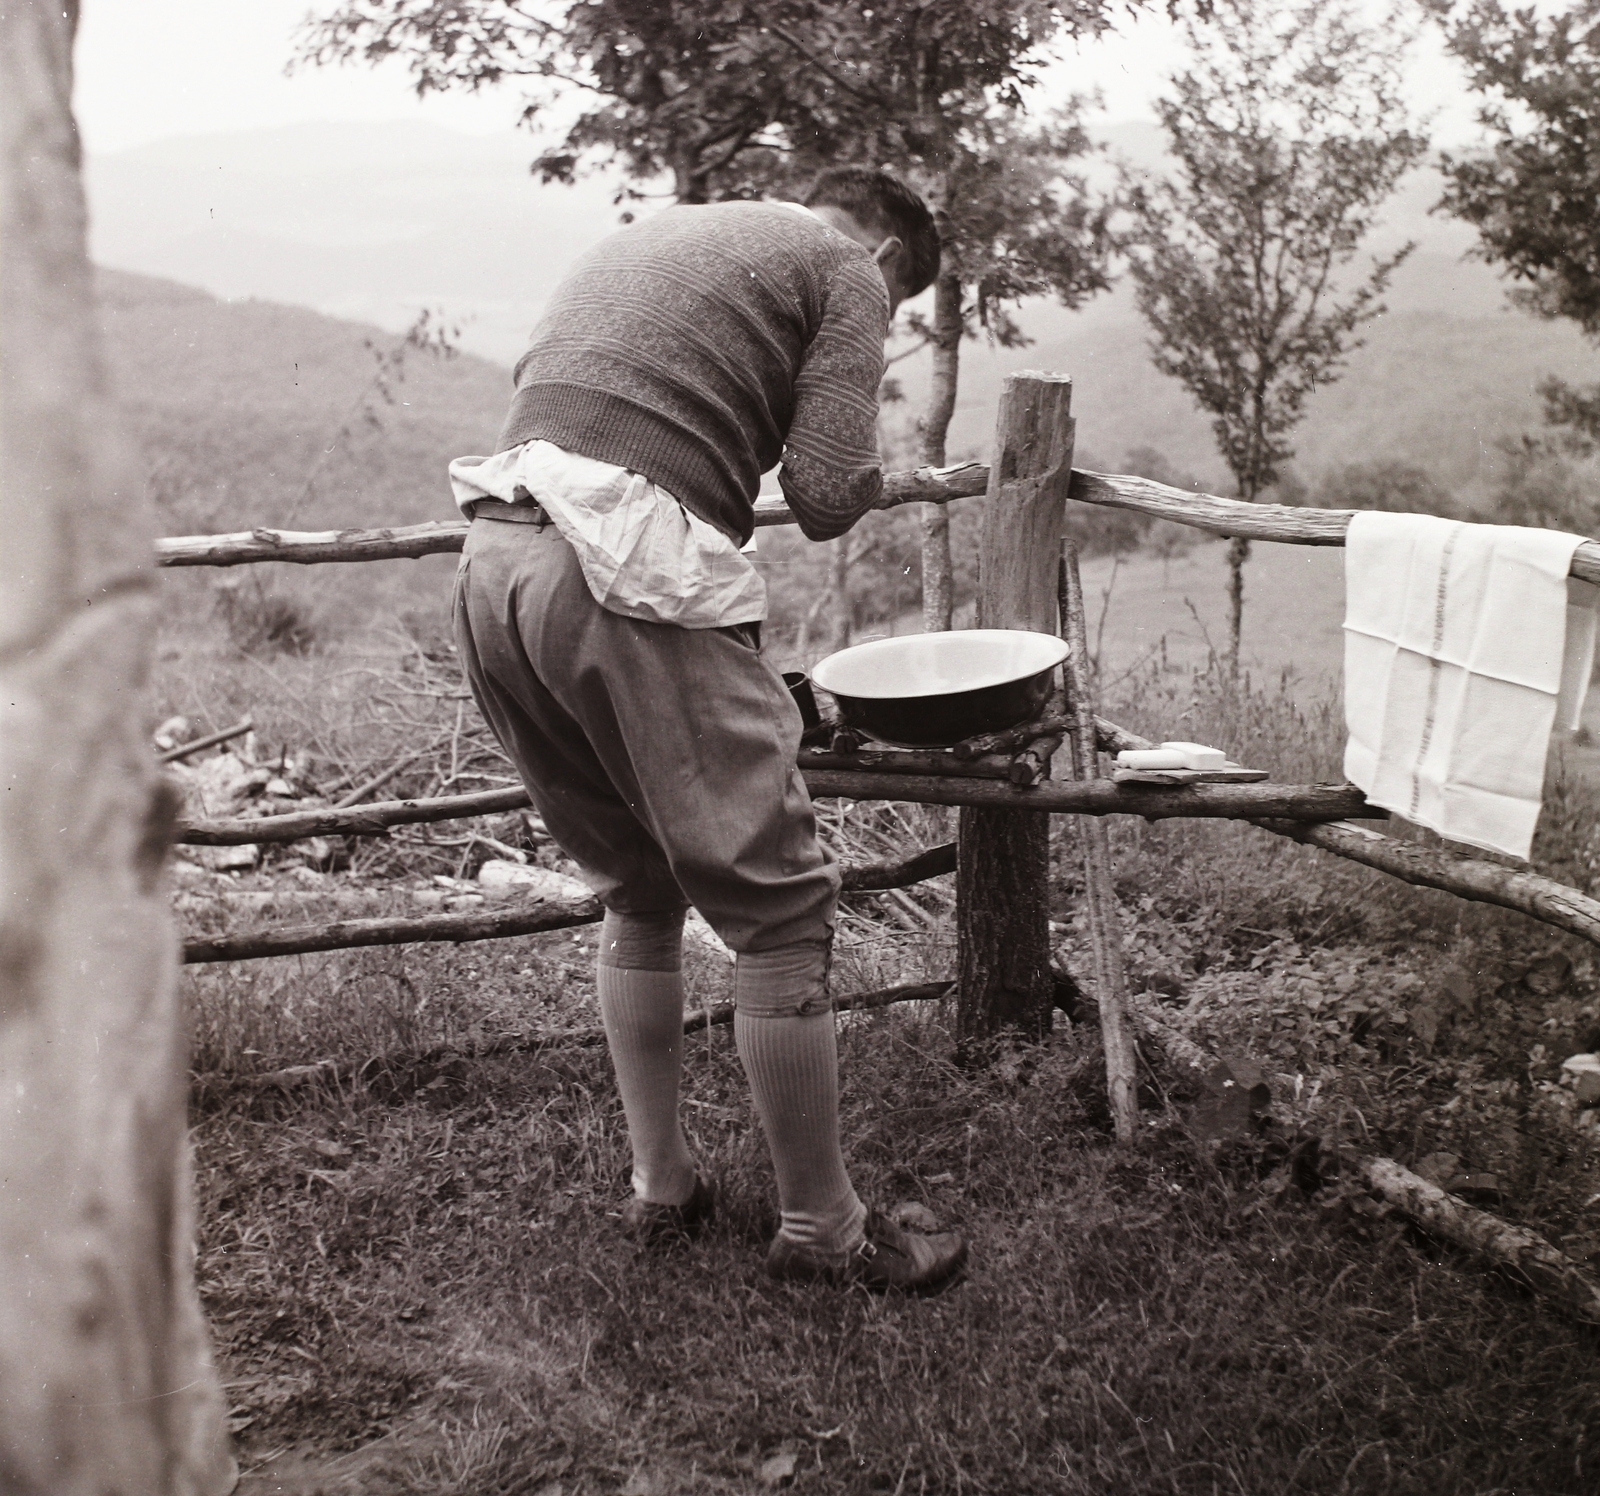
(802, 167, 940, 298)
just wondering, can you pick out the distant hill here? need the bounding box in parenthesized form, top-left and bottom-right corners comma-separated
(88, 119, 1600, 511)
(98, 266, 511, 647)
(97, 265, 507, 537)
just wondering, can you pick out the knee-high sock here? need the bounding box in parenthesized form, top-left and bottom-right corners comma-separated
(596, 909, 697, 1206)
(733, 938, 866, 1254)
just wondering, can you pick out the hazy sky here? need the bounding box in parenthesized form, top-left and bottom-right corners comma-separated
(76, 0, 1483, 157)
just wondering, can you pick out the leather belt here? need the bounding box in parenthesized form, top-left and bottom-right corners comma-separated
(472, 500, 550, 527)
(471, 485, 551, 528)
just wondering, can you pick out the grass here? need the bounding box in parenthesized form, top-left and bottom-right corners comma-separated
(123, 280, 1600, 1486)
(200, 976, 1600, 1495)
(172, 635, 1600, 1493)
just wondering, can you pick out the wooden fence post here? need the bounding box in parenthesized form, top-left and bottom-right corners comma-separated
(1, 4, 234, 1491)
(1060, 542, 1140, 1141)
(955, 373, 1074, 1044)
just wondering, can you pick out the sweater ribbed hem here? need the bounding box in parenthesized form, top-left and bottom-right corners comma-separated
(497, 383, 755, 544)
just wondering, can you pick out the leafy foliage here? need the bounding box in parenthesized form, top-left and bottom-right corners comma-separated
(1486, 432, 1600, 534)
(1438, 0, 1600, 340)
(1437, 1, 1600, 464)
(297, 1, 1130, 206)
(1312, 458, 1461, 519)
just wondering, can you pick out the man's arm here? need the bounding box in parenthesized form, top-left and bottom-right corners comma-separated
(778, 258, 889, 542)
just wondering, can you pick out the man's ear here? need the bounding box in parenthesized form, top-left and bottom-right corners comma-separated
(871, 235, 904, 270)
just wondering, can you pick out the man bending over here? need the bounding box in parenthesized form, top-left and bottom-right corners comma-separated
(448, 167, 966, 1290)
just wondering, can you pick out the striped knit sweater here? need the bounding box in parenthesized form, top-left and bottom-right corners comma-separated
(495, 202, 888, 545)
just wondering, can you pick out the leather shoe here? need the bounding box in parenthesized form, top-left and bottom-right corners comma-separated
(620, 1174, 715, 1242)
(766, 1209, 967, 1291)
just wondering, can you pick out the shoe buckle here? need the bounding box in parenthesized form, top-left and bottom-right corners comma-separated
(855, 1238, 878, 1261)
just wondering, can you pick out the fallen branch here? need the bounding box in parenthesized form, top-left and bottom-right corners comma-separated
(182, 894, 604, 964)
(332, 740, 447, 809)
(1360, 1156, 1600, 1325)
(158, 716, 254, 764)
(804, 770, 1376, 821)
(1254, 819, 1600, 949)
(1123, 995, 1600, 1327)
(180, 844, 959, 963)
(839, 842, 957, 891)
(1127, 994, 1214, 1077)
(176, 785, 532, 845)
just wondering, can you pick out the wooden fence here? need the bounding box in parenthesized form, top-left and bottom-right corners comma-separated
(159, 372, 1600, 1136)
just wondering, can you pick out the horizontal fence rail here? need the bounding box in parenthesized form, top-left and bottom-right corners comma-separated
(153, 465, 1600, 583)
(174, 777, 1380, 847)
(181, 843, 958, 964)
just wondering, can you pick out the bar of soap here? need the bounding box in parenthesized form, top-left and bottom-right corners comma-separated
(1158, 741, 1228, 770)
(1116, 742, 1228, 771)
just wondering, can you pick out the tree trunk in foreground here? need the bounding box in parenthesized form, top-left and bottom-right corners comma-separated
(0, 4, 235, 1490)
(918, 266, 964, 632)
(955, 373, 1074, 1045)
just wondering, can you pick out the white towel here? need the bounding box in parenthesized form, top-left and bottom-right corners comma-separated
(1342, 511, 1596, 860)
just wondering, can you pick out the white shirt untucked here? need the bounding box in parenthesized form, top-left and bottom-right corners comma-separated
(448, 440, 767, 629)
(1342, 510, 1597, 860)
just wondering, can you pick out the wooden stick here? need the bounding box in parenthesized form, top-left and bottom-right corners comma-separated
(1113, 1001, 1600, 1326)
(1060, 541, 1139, 1144)
(1066, 471, 1600, 585)
(157, 716, 253, 764)
(1095, 716, 1155, 755)
(798, 746, 1015, 779)
(176, 785, 533, 844)
(804, 770, 1377, 821)
(152, 464, 989, 568)
(1253, 818, 1600, 948)
(180, 844, 958, 963)
(182, 894, 605, 963)
(953, 712, 1072, 760)
(332, 745, 440, 809)
(176, 765, 1378, 849)
(954, 711, 1149, 761)
(839, 842, 957, 891)
(1360, 1157, 1600, 1325)
(683, 979, 955, 1036)
(152, 467, 1600, 583)
(1008, 734, 1063, 787)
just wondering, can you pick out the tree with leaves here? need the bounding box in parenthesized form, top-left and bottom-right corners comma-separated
(896, 114, 1113, 628)
(299, 1, 820, 205)
(1436, 1, 1600, 479)
(1122, 0, 1428, 663)
(769, 2, 1122, 629)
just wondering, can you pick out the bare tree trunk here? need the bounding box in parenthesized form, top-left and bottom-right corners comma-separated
(1226, 535, 1250, 668)
(0, 4, 235, 1490)
(918, 267, 963, 632)
(828, 534, 852, 651)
